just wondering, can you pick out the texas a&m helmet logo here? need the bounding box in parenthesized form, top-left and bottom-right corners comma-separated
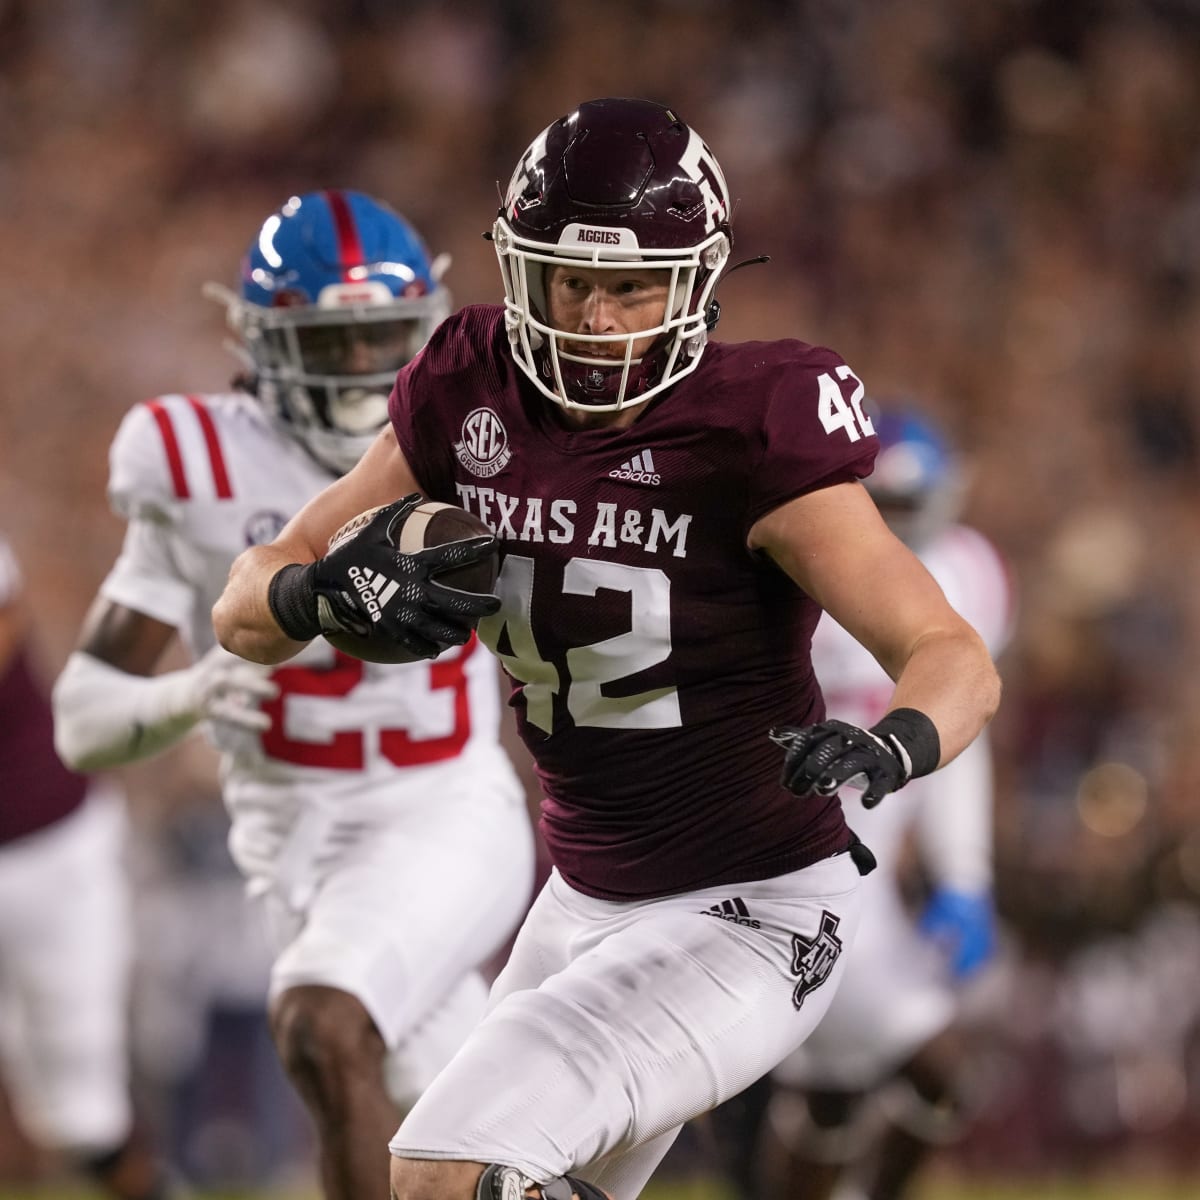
(504, 127, 549, 220)
(789, 910, 844, 1010)
(454, 407, 512, 478)
(677, 125, 730, 235)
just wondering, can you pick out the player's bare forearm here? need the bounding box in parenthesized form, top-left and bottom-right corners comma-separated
(213, 543, 312, 664)
(883, 623, 1001, 767)
(213, 426, 425, 664)
(752, 481, 1001, 768)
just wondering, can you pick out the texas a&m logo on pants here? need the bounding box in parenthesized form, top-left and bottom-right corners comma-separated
(789, 910, 844, 1010)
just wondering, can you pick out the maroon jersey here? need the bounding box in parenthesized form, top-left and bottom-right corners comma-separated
(0, 645, 86, 845)
(391, 305, 878, 900)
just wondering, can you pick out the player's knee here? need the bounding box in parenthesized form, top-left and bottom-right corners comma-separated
(270, 985, 384, 1098)
(80, 1130, 173, 1200)
(806, 1088, 861, 1129)
(391, 1157, 490, 1200)
(878, 1076, 969, 1146)
(767, 1086, 872, 1165)
(884, 1033, 971, 1144)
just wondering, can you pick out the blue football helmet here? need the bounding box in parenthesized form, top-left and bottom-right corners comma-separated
(866, 406, 965, 549)
(208, 190, 450, 474)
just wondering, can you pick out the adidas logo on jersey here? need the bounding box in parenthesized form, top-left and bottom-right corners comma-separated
(348, 565, 400, 623)
(702, 898, 761, 928)
(609, 449, 661, 485)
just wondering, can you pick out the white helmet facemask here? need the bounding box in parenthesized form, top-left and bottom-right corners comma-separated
(494, 218, 729, 413)
(207, 277, 450, 474)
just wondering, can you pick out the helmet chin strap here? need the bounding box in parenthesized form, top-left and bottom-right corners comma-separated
(705, 254, 770, 330)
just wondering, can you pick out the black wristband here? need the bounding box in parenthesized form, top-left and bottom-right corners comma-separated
(870, 707, 941, 779)
(267, 563, 321, 642)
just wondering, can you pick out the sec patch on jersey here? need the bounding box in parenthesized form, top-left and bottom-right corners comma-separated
(323, 499, 498, 664)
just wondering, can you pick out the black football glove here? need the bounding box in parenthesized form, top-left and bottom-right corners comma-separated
(769, 709, 940, 809)
(268, 494, 501, 660)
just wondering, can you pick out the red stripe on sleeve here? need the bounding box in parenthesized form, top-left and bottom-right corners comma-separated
(144, 400, 189, 499)
(324, 189, 363, 281)
(185, 396, 233, 499)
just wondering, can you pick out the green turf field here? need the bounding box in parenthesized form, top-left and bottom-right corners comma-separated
(5, 1175, 1200, 1200)
(646, 1179, 1200, 1200)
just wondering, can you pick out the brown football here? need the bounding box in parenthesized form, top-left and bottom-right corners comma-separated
(322, 500, 497, 664)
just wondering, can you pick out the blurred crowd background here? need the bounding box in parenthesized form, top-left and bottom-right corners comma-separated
(4, 0, 1200, 1193)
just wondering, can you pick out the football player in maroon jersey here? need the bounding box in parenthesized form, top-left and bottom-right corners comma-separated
(213, 99, 1001, 1200)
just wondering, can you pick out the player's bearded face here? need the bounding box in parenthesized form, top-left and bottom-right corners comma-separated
(544, 266, 671, 361)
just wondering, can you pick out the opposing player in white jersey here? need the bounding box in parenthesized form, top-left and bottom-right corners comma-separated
(0, 533, 173, 1200)
(758, 407, 1012, 1200)
(51, 190, 536, 1200)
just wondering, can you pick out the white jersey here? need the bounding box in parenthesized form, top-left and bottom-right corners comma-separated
(100, 392, 510, 887)
(772, 524, 1012, 1089)
(812, 523, 1012, 889)
(0, 536, 134, 1151)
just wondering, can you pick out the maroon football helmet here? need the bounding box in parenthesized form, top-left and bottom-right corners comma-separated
(493, 98, 733, 412)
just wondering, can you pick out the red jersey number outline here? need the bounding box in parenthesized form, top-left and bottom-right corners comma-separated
(260, 638, 477, 769)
